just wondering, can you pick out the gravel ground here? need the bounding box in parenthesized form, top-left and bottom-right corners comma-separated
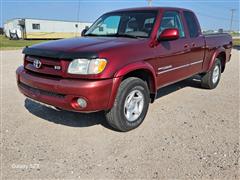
(1, 49, 239, 179)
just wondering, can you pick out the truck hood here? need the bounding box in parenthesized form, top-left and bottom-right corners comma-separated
(23, 37, 147, 59)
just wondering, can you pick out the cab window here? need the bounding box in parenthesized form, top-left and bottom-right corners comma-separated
(183, 11, 199, 38)
(158, 11, 185, 38)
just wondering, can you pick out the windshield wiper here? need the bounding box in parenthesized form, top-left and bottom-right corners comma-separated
(84, 33, 100, 37)
(85, 33, 142, 39)
(114, 33, 139, 39)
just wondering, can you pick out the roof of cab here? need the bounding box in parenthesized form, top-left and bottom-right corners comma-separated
(108, 7, 193, 13)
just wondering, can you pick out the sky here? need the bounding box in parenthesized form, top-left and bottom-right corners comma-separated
(0, 0, 239, 31)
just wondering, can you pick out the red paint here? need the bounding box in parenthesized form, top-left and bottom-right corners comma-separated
(16, 7, 232, 112)
(16, 66, 115, 112)
(159, 28, 180, 41)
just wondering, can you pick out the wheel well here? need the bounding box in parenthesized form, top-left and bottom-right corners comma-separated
(122, 69, 156, 103)
(217, 52, 226, 73)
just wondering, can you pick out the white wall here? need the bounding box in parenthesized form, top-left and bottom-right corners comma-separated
(4, 18, 92, 39)
(25, 19, 91, 33)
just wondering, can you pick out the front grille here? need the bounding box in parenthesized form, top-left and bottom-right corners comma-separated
(24, 56, 65, 77)
(19, 82, 65, 99)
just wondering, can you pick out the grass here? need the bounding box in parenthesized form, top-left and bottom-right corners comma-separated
(230, 32, 240, 37)
(0, 35, 49, 50)
(0, 34, 240, 50)
(233, 39, 240, 46)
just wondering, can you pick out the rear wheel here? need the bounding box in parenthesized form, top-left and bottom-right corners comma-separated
(105, 77, 150, 132)
(201, 58, 221, 89)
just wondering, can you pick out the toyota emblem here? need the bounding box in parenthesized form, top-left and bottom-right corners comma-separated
(33, 59, 42, 69)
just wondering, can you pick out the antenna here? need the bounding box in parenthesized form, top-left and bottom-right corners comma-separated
(147, 0, 152, 7)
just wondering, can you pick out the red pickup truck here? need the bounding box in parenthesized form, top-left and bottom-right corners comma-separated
(16, 7, 232, 131)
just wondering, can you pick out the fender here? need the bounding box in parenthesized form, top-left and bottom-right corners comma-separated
(207, 47, 225, 72)
(107, 61, 157, 109)
(114, 61, 157, 93)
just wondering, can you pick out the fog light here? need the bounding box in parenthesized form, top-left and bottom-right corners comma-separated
(77, 98, 87, 108)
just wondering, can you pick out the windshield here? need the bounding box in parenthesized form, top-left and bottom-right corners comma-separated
(85, 10, 158, 38)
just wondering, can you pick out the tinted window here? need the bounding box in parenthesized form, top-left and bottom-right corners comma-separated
(32, 24, 40, 30)
(183, 11, 199, 38)
(159, 11, 185, 38)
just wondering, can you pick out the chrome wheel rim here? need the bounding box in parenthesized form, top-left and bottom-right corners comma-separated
(124, 90, 144, 122)
(212, 65, 220, 84)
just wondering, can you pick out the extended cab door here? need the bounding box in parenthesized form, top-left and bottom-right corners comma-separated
(153, 10, 192, 88)
(183, 11, 205, 74)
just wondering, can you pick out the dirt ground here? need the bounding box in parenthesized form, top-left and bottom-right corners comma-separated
(1, 49, 239, 179)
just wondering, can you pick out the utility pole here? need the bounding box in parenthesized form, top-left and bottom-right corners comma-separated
(77, 0, 81, 23)
(147, 0, 152, 7)
(76, 0, 81, 37)
(229, 9, 236, 32)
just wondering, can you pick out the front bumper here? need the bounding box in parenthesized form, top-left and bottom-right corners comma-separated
(16, 66, 115, 112)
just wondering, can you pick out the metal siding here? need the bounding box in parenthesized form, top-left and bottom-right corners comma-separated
(4, 18, 91, 39)
(25, 19, 91, 39)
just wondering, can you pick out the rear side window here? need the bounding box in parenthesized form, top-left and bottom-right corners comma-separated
(183, 11, 199, 38)
(158, 11, 185, 38)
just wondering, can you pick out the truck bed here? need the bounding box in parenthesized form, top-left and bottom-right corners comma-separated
(204, 33, 232, 48)
(203, 33, 232, 66)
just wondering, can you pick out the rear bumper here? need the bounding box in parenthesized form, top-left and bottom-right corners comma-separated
(16, 66, 117, 112)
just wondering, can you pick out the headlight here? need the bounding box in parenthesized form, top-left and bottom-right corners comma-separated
(67, 58, 107, 75)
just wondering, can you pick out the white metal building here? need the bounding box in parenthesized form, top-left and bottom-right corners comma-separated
(4, 18, 92, 39)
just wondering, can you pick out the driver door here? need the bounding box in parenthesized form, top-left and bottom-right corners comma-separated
(153, 11, 192, 88)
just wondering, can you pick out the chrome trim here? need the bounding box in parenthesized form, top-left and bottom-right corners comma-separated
(190, 60, 203, 65)
(158, 64, 190, 74)
(158, 65, 173, 71)
(157, 60, 203, 75)
(33, 59, 42, 69)
(54, 65, 61, 70)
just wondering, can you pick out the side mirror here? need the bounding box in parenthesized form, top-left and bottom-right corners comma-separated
(81, 28, 89, 37)
(158, 28, 179, 41)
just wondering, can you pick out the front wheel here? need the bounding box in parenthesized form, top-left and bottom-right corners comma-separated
(201, 58, 222, 89)
(105, 77, 150, 132)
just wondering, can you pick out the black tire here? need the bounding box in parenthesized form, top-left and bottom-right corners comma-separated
(105, 77, 150, 132)
(201, 58, 222, 89)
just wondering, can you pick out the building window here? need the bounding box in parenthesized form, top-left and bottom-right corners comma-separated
(32, 24, 40, 30)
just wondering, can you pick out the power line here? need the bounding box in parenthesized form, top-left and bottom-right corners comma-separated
(230, 9, 237, 32)
(196, 12, 239, 23)
(195, 11, 239, 31)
